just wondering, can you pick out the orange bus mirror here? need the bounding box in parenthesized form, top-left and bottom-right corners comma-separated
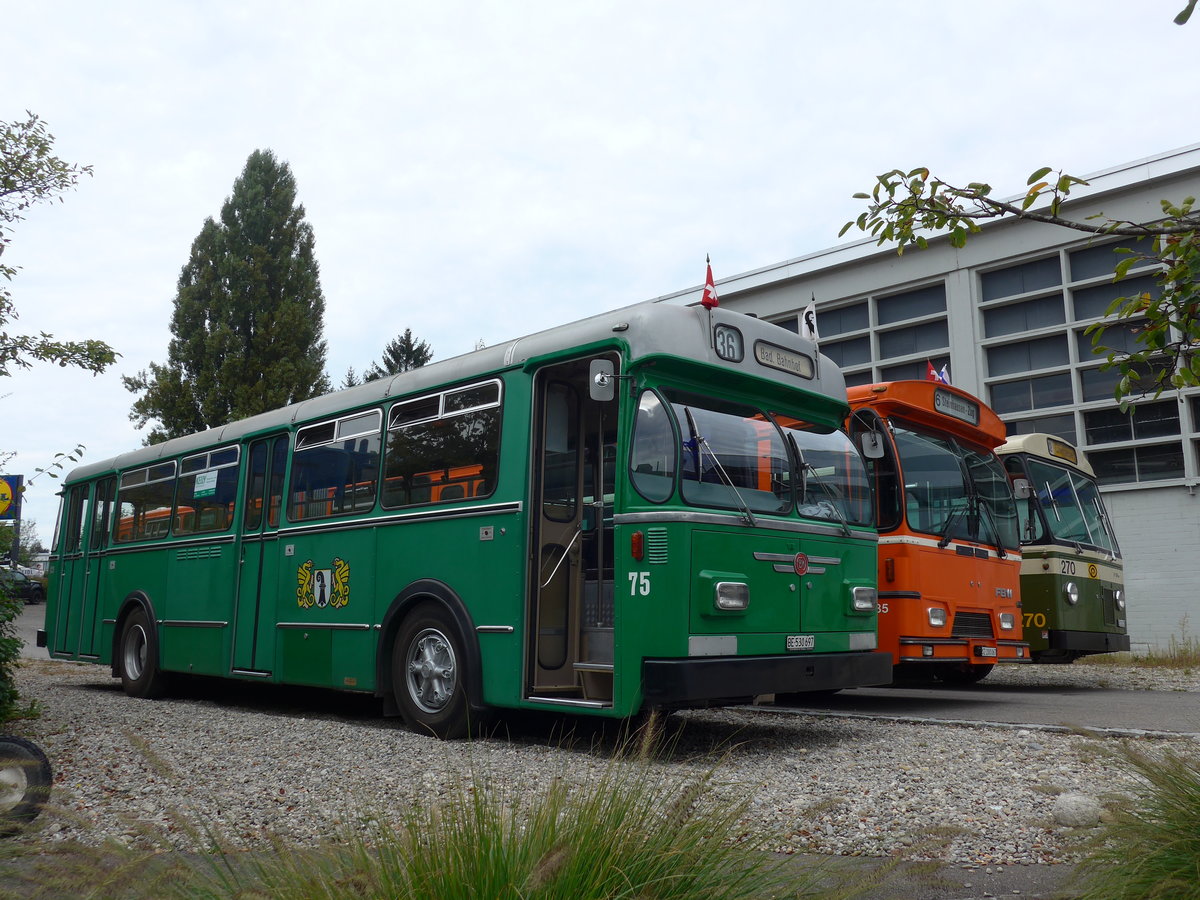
(859, 431, 885, 460)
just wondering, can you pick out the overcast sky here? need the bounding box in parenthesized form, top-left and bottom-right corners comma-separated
(4, 0, 1198, 546)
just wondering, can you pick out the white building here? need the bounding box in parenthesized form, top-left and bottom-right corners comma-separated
(659, 144, 1200, 653)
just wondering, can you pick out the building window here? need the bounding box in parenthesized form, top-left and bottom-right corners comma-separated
(990, 373, 1072, 414)
(822, 335, 871, 368)
(878, 319, 949, 359)
(771, 316, 799, 334)
(982, 295, 1066, 338)
(876, 283, 946, 325)
(981, 256, 1061, 302)
(1068, 236, 1158, 282)
(1083, 400, 1179, 445)
(816, 302, 868, 338)
(1004, 414, 1077, 444)
(880, 357, 948, 381)
(986, 334, 1069, 377)
(1072, 274, 1160, 320)
(1089, 444, 1184, 484)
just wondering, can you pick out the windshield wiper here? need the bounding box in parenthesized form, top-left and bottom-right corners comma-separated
(683, 407, 756, 527)
(788, 433, 850, 537)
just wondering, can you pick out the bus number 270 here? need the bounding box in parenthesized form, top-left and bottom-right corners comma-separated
(628, 572, 651, 596)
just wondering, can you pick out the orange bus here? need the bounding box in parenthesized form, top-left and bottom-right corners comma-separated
(846, 381, 1029, 683)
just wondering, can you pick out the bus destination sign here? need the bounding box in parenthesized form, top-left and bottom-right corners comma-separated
(933, 387, 979, 426)
(754, 341, 814, 380)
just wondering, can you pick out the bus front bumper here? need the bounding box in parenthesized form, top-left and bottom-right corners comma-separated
(642, 650, 892, 707)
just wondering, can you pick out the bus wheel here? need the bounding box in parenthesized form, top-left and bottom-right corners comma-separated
(935, 663, 994, 685)
(0, 735, 52, 833)
(392, 604, 470, 739)
(118, 608, 169, 699)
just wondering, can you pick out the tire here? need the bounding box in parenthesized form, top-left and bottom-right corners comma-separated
(27, 587, 43, 605)
(0, 736, 52, 832)
(392, 603, 473, 739)
(935, 662, 994, 685)
(118, 607, 170, 699)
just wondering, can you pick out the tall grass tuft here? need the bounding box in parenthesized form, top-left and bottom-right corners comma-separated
(176, 750, 821, 900)
(1074, 745, 1200, 900)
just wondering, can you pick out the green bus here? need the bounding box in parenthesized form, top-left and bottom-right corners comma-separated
(997, 433, 1129, 662)
(40, 302, 888, 737)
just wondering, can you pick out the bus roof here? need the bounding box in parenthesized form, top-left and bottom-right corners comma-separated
(846, 381, 1007, 449)
(997, 432, 1097, 477)
(67, 301, 846, 483)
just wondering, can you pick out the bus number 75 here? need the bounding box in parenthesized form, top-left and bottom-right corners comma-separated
(628, 572, 651, 596)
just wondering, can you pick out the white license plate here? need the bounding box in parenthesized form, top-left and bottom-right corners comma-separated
(786, 634, 815, 651)
(978, 646, 998, 658)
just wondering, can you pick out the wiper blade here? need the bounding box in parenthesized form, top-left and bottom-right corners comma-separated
(789, 433, 849, 536)
(683, 407, 756, 527)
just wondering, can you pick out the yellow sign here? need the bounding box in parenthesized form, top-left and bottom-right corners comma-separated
(0, 477, 15, 520)
(1088, 563, 1099, 579)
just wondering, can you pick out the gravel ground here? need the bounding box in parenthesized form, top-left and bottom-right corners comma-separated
(6, 657, 1200, 869)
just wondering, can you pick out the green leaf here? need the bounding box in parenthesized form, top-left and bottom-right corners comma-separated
(1027, 167, 1053, 185)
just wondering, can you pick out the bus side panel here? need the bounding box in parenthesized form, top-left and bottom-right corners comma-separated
(108, 548, 170, 659)
(370, 511, 527, 707)
(160, 540, 241, 677)
(272, 526, 379, 690)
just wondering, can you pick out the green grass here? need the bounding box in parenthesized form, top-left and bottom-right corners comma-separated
(1073, 745, 1200, 900)
(1, 720, 854, 900)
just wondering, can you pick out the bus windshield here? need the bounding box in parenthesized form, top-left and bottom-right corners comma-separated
(629, 389, 872, 526)
(892, 423, 1020, 550)
(1027, 458, 1120, 554)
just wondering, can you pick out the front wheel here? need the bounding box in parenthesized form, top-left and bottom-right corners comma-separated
(0, 736, 52, 832)
(935, 662, 994, 685)
(118, 608, 170, 699)
(392, 603, 473, 739)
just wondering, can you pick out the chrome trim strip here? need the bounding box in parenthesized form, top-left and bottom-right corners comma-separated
(276, 622, 373, 631)
(230, 669, 273, 678)
(615, 511, 878, 541)
(107, 535, 238, 556)
(524, 696, 611, 709)
(476, 625, 515, 634)
(160, 619, 228, 628)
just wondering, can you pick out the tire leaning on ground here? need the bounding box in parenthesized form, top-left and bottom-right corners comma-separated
(118, 607, 170, 699)
(392, 602, 472, 739)
(0, 735, 52, 833)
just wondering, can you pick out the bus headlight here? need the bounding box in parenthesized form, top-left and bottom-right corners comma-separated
(999, 613, 1016, 631)
(851, 586, 876, 613)
(1115, 589, 1125, 611)
(928, 608, 947, 628)
(715, 582, 749, 611)
(1064, 582, 1079, 606)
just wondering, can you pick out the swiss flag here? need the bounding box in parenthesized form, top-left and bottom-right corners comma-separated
(701, 256, 719, 309)
(926, 360, 939, 382)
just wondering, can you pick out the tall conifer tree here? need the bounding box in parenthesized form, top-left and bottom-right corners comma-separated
(125, 150, 330, 442)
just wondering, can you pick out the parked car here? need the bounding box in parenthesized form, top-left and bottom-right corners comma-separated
(0, 568, 43, 604)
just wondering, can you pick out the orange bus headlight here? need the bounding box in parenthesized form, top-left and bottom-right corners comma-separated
(999, 613, 1016, 631)
(715, 582, 749, 611)
(927, 608, 947, 628)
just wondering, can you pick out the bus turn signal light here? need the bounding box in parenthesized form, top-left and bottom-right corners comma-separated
(631, 531, 644, 561)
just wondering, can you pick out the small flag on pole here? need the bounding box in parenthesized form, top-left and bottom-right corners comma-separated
(926, 360, 939, 382)
(801, 295, 819, 343)
(938, 363, 951, 385)
(700, 255, 719, 309)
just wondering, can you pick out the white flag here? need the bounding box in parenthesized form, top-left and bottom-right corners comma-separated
(800, 298, 819, 342)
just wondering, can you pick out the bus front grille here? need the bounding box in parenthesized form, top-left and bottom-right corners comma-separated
(951, 612, 994, 639)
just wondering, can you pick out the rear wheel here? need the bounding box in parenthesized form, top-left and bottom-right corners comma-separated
(0, 736, 52, 832)
(392, 603, 472, 739)
(935, 662, 994, 685)
(118, 608, 169, 699)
